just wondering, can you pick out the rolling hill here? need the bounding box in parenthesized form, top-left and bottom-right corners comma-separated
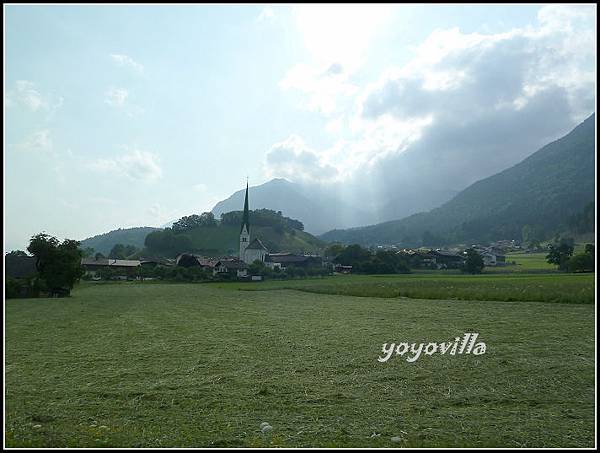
(79, 227, 161, 256)
(321, 113, 595, 246)
(143, 209, 327, 258)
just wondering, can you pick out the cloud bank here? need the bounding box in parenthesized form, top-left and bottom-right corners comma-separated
(91, 148, 163, 182)
(266, 5, 596, 221)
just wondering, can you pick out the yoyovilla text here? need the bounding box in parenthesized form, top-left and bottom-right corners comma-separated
(378, 333, 487, 363)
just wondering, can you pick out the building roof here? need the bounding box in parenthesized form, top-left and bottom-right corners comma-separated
(246, 238, 268, 251)
(81, 258, 141, 267)
(81, 257, 110, 266)
(197, 258, 220, 267)
(217, 258, 248, 270)
(266, 253, 320, 264)
(140, 257, 170, 266)
(108, 259, 141, 267)
(432, 249, 464, 258)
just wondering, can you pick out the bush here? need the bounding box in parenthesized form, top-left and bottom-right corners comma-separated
(567, 244, 594, 273)
(546, 239, 575, 271)
(462, 249, 484, 274)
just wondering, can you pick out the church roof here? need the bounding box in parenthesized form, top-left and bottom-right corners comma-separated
(246, 238, 268, 251)
(240, 181, 250, 234)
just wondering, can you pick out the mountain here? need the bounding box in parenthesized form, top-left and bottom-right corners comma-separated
(79, 227, 161, 255)
(321, 113, 596, 246)
(211, 178, 374, 235)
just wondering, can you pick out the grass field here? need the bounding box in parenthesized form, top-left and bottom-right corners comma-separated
(505, 252, 556, 271)
(5, 275, 596, 448)
(229, 273, 595, 304)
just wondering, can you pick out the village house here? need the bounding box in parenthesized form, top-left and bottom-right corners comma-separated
(333, 264, 353, 274)
(81, 257, 141, 279)
(175, 253, 249, 278)
(471, 245, 507, 267)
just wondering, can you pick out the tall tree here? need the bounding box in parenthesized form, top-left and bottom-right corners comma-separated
(27, 233, 84, 296)
(462, 249, 484, 274)
(546, 239, 574, 271)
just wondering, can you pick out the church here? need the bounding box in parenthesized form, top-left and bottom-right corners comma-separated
(239, 181, 269, 264)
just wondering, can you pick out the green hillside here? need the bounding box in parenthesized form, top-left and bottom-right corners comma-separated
(322, 113, 595, 246)
(80, 227, 161, 255)
(185, 225, 325, 257)
(144, 210, 326, 258)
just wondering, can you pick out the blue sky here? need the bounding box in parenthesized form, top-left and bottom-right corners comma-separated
(4, 4, 596, 251)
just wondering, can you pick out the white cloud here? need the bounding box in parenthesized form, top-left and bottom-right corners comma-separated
(268, 5, 596, 218)
(292, 5, 393, 68)
(90, 148, 162, 182)
(264, 135, 339, 183)
(110, 53, 144, 73)
(257, 7, 275, 22)
(192, 183, 208, 192)
(280, 63, 358, 115)
(281, 6, 394, 116)
(6, 80, 56, 112)
(10, 129, 53, 153)
(104, 87, 129, 107)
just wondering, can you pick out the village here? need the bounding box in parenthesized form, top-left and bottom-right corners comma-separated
(70, 183, 523, 281)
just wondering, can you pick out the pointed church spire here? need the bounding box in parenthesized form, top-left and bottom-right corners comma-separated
(241, 180, 250, 234)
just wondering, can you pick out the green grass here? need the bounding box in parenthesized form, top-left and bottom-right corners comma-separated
(227, 273, 595, 304)
(5, 278, 595, 448)
(505, 252, 556, 271)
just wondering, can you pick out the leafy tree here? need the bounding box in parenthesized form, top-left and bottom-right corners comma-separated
(248, 260, 269, 276)
(109, 243, 138, 259)
(220, 209, 304, 231)
(81, 247, 95, 258)
(172, 212, 218, 233)
(324, 244, 345, 260)
(145, 228, 193, 255)
(27, 233, 84, 295)
(546, 239, 575, 271)
(567, 244, 595, 273)
(333, 244, 372, 268)
(6, 250, 29, 257)
(462, 248, 484, 274)
(332, 245, 410, 274)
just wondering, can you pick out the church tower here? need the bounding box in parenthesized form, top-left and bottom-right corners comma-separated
(239, 181, 250, 261)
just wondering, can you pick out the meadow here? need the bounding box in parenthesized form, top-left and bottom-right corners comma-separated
(229, 272, 595, 304)
(4, 272, 595, 448)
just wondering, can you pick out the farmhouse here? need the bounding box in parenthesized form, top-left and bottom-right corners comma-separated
(174, 253, 249, 277)
(471, 246, 507, 266)
(333, 264, 353, 274)
(431, 249, 465, 269)
(81, 257, 141, 278)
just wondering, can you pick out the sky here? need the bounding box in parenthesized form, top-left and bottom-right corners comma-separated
(4, 4, 597, 251)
